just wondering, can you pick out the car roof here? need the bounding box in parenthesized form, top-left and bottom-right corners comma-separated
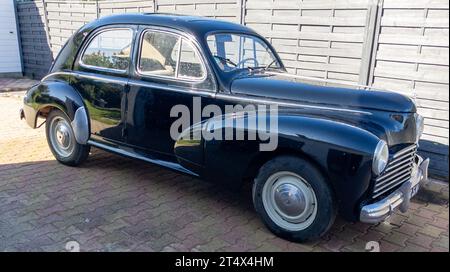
(85, 13, 258, 38)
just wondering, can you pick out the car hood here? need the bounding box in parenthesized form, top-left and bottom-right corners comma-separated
(230, 73, 416, 113)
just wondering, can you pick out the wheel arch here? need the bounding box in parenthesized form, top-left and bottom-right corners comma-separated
(24, 80, 90, 144)
(238, 115, 381, 221)
(243, 147, 329, 184)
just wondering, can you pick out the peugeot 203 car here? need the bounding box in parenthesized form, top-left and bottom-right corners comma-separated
(20, 14, 429, 242)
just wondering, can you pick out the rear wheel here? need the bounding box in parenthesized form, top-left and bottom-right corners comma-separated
(46, 109, 90, 166)
(252, 155, 336, 242)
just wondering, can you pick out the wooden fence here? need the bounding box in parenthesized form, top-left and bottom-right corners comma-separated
(15, 0, 449, 178)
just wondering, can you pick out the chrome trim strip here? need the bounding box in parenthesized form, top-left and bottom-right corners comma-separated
(376, 162, 413, 182)
(373, 177, 411, 199)
(42, 71, 128, 85)
(136, 27, 208, 83)
(383, 155, 415, 173)
(360, 156, 429, 223)
(393, 144, 417, 159)
(387, 149, 417, 168)
(87, 140, 198, 177)
(375, 172, 412, 192)
(374, 172, 411, 194)
(43, 73, 370, 115)
(127, 79, 216, 97)
(71, 106, 89, 144)
(42, 71, 216, 97)
(216, 93, 372, 115)
(371, 144, 418, 199)
(41, 71, 71, 82)
(41, 71, 66, 82)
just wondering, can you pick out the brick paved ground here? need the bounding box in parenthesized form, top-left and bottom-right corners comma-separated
(0, 78, 39, 93)
(0, 94, 448, 252)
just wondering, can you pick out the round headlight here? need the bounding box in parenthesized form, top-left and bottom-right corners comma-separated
(416, 114, 425, 142)
(373, 140, 389, 176)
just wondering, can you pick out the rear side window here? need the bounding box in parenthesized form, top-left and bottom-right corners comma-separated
(81, 29, 133, 71)
(138, 30, 205, 80)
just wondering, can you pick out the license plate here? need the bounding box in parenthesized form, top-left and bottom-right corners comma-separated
(410, 184, 420, 197)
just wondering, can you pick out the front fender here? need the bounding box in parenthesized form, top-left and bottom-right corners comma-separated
(174, 111, 380, 221)
(23, 80, 90, 144)
(275, 115, 379, 220)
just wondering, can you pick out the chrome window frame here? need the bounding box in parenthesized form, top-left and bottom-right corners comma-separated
(78, 27, 134, 74)
(136, 28, 207, 83)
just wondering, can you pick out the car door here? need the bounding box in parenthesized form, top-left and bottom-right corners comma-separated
(72, 26, 136, 145)
(126, 26, 216, 158)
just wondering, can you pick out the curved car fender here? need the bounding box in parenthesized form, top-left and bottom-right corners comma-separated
(175, 111, 380, 180)
(174, 111, 380, 221)
(23, 80, 90, 144)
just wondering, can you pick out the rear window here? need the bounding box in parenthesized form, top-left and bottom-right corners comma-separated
(81, 29, 133, 71)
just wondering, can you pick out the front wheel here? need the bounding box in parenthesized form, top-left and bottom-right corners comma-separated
(46, 109, 90, 166)
(253, 156, 336, 242)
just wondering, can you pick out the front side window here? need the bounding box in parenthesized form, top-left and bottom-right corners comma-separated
(207, 33, 281, 72)
(81, 29, 133, 71)
(139, 31, 180, 77)
(138, 30, 205, 80)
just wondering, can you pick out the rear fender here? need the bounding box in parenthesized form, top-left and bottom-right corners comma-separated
(23, 80, 89, 144)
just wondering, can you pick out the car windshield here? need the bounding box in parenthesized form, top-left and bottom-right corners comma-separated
(207, 33, 281, 72)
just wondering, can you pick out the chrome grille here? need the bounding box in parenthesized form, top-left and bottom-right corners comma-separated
(372, 144, 417, 199)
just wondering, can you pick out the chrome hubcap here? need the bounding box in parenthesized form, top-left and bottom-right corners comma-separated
(49, 116, 74, 157)
(262, 171, 318, 231)
(56, 125, 70, 147)
(274, 183, 306, 217)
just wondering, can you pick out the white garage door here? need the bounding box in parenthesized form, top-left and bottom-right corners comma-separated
(0, 0, 22, 76)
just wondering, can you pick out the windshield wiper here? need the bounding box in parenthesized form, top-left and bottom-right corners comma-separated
(213, 55, 237, 67)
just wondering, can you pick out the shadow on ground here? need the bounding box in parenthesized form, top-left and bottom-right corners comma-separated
(0, 148, 448, 252)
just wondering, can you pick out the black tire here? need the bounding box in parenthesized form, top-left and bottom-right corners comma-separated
(45, 109, 90, 166)
(252, 155, 336, 242)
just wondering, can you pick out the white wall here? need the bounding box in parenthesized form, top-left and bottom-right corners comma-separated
(0, 0, 22, 75)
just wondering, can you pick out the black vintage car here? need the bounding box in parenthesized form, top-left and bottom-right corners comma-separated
(21, 14, 429, 242)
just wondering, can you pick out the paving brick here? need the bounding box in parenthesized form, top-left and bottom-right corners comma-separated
(395, 223, 421, 237)
(418, 224, 447, 238)
(334, 226, 362, 242)
(414, 207, 439, 220)
(372, 222, 398, 234)
(253, 241, 284, 252)
(407, 232, 437, 249)
(399, 242, 430, 252)
(382, 231, 410, 247)
(379, 240, 402, 252)
(358, 229, 385, 242)
(386, 213, 408, 226)
(194, 238, 232, 252)
(342, 239, 372, 252)
(429, 216, 449, 229)
(319, 237, 347, 252)
(406, 214, 432, 228)
(431, 235, 449, 250)
(430, 246, 449, 252)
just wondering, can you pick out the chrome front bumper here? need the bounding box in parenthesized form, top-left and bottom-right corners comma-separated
(360, 156, 429, 224)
